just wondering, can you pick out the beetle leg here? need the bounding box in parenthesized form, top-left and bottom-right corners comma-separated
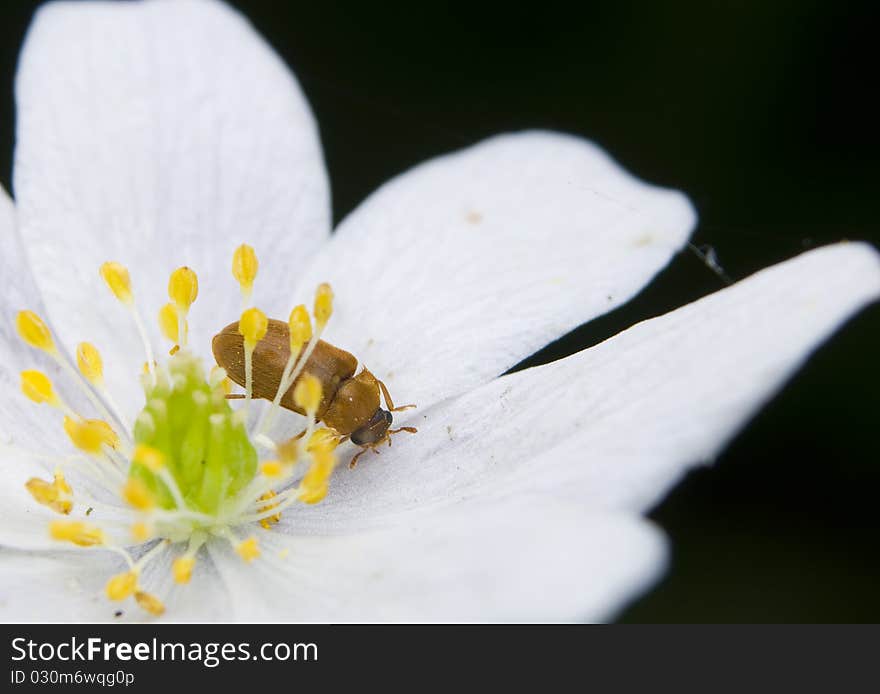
(375, 377, 416, 413)
(349, 448, 368, 469)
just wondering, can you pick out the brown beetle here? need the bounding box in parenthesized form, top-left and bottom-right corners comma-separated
(212, 319, 415, 467)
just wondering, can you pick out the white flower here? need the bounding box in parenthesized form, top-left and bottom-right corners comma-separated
(0, 0, 878, 622)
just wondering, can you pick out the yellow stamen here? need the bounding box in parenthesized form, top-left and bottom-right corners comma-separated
(235, 536, 260, 563)
(75, 342, 104, 386)
(299, 449, 336, 505)
(168, 267, 198, 348)
(293, 373, 323, 414)
(258, 491, 281, 529)
(99, 262, 133, 305)
(158, 303, 179, 344)
(238, 307, 268, 349)
(260, 460, 284, 478)
(172, 556, 195, 584)
(232, 244, 259, 298)
(131, 522, 152, 542)
(314, 282, 333, 329)
(20, 370, 58, 406)
(15, 310, 55, 353)
(288, 304, 312, 355)
(307, 427, 339, 453)
(209, 366, 231, 394)
(135, 591, 165, 616)
(122, 478, 156, 511)
(49, 520, 105, 547)
(168, 266, 198, 310)
(106, 571, 138, 601)
(63, 417, 119, 454)
(25, 470, 73, 515)
(133, 444, 165, 472)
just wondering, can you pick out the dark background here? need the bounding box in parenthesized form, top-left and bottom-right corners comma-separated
(1, 0, 877, 621)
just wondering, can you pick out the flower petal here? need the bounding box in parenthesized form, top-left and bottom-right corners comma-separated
(290, 242, 879, 526)
(1, 184, 89, 550)
(14, 0, 330, 417)
(0, 544, 232, 622)
(295, 131, 695, 409)
(210, 499, 666, 622)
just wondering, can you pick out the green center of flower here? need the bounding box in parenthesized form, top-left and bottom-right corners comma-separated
(131, 352, 257, 517)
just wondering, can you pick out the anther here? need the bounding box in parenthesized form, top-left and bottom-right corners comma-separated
(131, 522, 152, 542)
(288, 305, 312, 356)
(63, 417, 119, 454)
(235, 536, 260, 563)
(133, 444, 165, 472)
(106, 571, 138, 601)
(293, 373, 323, 415)
(232, 244, 259, 303)
(298, 449, 336, 505)
(15, 310, 56, 354)
(172, 557, 195, 584)
(134, 591, 165, 617)
(122, 478, 156, 511)
(314, 283, 334, 329)
(76, 343, 104, 386)
(168, 266, 198, 347)
(20, 370, 59, 407)
(258, 491, 281, 529)
(25, 470, 73, 515)
(100, 262, 133, 305)
(49, 520, 105, 547)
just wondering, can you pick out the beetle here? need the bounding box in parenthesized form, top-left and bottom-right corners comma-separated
(212, 318, 416, 467)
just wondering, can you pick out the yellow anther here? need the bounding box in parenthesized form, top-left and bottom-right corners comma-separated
(133, 444, 165, 472)
(307, 428, 339, 453)
(293, 373, 323, 414)
(76, 342, 104, 385)
(25, 471, 73, 515)
(258, 491, 281, 529)
(15, 310, 55, 353)
(238, 307, 268, 349)
(122, 478, 156, 511)
(299, 449, 336, 505)
(288, 304, 312, 354)
(232, 244, 259, 294)
(49, 520, 105, 547)
(134, 591, 165, 616)
(235, 536, 260, 563)
(63, 417, 119, 454)
(172, 556, 195, 584)
(314, 282, 333, 328)
(106, 571, 138, 601)
(158, 303, 179, 344)
(99, 262, 133, 304)
(168, 266, 198, 310)
(20, 370, 58, 406)
(131, 522, 152, 542)
(260, 460, 284, 478)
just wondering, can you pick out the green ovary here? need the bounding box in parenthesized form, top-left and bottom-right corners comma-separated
(131, 352, 257, 515)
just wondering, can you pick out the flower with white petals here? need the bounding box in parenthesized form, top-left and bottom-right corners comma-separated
(0, 0, 878, 622)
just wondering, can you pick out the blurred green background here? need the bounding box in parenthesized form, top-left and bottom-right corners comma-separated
(1, 0, 877, 621)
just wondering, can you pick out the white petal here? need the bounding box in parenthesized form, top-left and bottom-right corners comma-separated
(210, 499, 666, 622)
(14, 0, 330, 418)
(290, 242, 879, 526)
(0, 185, 85, 550)
(295, 131, 695, 410)
(0, 544, 232, 622)
(0, 548, 119, 621)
